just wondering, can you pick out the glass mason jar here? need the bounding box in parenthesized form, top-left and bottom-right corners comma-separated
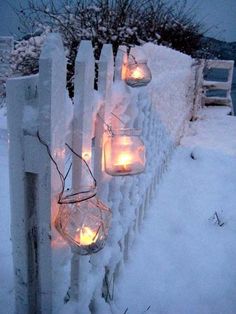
(54, 197, 112, 255)
(104, 128, 146, 176)
(124, 60, 152, 87)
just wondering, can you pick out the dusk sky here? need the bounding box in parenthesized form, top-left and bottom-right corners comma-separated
(0, 0, 235, 42)
(182, 0, 236, 42)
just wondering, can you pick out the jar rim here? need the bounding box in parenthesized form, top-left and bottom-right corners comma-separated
(126, 58, 148, 65)
(108, 128, 142, 136)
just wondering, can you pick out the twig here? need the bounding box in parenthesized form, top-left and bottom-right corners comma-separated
(214, 211, 224, 227)
(143, 305, 151, 312)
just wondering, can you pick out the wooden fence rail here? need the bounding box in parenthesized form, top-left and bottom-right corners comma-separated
(193, 59, 235, 116)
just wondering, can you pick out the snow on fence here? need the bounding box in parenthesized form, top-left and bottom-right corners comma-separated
(7, 33, 195, 314)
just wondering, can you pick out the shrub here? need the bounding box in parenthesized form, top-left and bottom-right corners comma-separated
(11, 30, 49, 75)
(11, 0, 204, 95)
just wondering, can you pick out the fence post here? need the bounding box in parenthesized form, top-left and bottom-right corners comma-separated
(7, 74, 39, 314)
(7, 33, 66, 314)
(69, 40, 95, 302)
(192, 59, 205, 119)
(72, 40, 95, 190)
(37, 33, 66, 313)
(94, 44, 114, 199)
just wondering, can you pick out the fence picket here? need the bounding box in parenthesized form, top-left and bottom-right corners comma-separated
(70, 40, 95, 301)
(7, 74, 39, 314)
(7, 33, 66, 314)
(94, 44, 114, 199)
(38, 33, 67, 313)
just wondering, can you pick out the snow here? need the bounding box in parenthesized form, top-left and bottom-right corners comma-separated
(112, 107, 236, 314)
(1, 94, 236, 313)
(142, 42, 194, 141)
(182, 107, 236, 156)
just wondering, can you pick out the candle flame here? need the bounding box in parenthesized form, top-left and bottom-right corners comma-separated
(131, 67, 144, 79)
(114, 152, 134, 172)
(117, 152, 132, 165)
(76, 226, 98, 246)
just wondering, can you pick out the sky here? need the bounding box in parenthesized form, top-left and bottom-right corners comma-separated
(0, 0, 235, 42)
(181, 0, 236, 42)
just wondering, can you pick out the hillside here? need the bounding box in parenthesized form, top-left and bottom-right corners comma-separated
(196, 37, 236, 62)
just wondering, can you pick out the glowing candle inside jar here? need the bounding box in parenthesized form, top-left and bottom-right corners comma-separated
(114, 152, 133, 173)
(131, 67, 144, 80)
(75, 226, 98, 246)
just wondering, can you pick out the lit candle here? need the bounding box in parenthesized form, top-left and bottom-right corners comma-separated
(131, 67, 144, 80)
(75, 226, 98, 246)
(114, 152, 133, 173)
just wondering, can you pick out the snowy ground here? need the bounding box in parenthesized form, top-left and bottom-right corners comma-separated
(113, 106, 236, 314)
(1, 106, 236, 314)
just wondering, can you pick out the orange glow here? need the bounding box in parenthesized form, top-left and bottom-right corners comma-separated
(122, 63, 127, 80)
(131, 67, 144, 79)
(120, 136, 132, 145)
(114, 152, 133, 172)
(121, 54, 128, 80)
(53, 148, 66, 159)
(116, 152, 132, 165)
(51, 237, 67, 249)
(75, 226, 98, 246)
(82, 151, 91, 161)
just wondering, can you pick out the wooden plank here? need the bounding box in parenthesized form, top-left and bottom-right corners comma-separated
(72, 40, 95, 191)
(94, 44, 114, 199)
(203, 96, 231, 105)
(70, 40, 95, 301)
(7, 74, 39, 314)
(203, 80, 231, 90)
(7, 33, 67, 314)
(192, 59, 205, 118)
(37, 33, 66, 313)
(205, 59, 234, 69)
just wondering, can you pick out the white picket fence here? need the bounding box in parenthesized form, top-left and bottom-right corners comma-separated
(193, 59, 235, 116)
(7, 33, 194, 314)
(202, 59, 234, 114)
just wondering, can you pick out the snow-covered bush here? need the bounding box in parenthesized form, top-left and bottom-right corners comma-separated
(11, 30, 49, 75)
(12, 0, 204, 95)
(0, 38, 13, 102)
